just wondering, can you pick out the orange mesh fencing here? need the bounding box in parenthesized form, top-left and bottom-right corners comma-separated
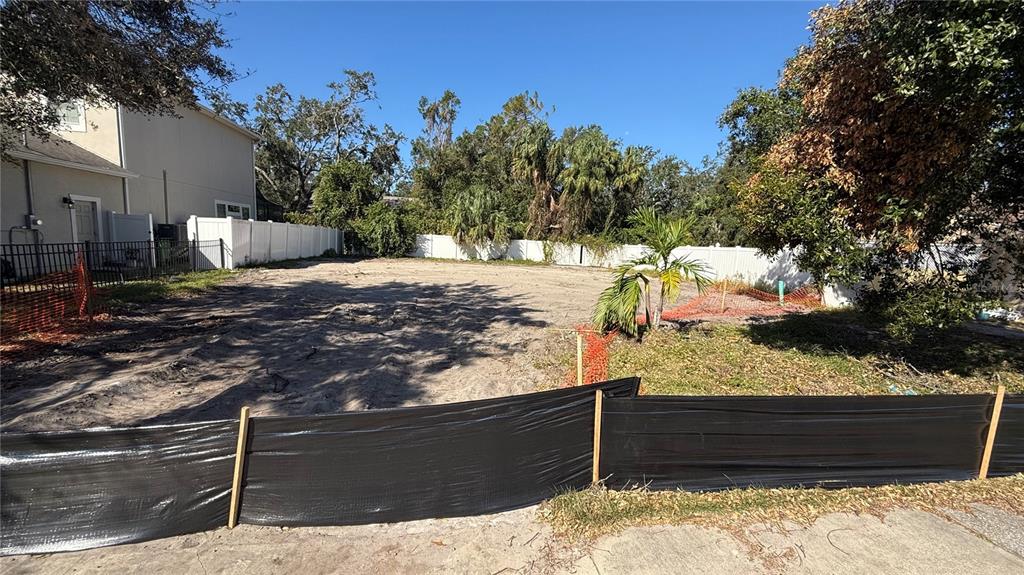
(735, 284, 823, 308)
(1, 257, 104, 363)
(563, 283, 823, 385)
(650, 282, 823, 323)
(564, 326, 616, 387)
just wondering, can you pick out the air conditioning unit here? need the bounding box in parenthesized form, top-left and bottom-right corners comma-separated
(155, 223, 188, 242)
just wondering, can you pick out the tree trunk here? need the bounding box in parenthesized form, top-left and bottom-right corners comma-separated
(644, 284, 653, 330)
(655, 281, 665, 329)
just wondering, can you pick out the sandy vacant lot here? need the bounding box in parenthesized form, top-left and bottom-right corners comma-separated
(2, 258, 661, 432)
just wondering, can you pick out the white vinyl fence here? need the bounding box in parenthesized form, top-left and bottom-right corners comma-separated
(187, 216, 341, 269)
(109, 212, 154, 242)
(412, 234, 813, 287)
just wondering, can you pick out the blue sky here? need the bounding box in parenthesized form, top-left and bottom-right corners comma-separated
(217, 1, 818, 166)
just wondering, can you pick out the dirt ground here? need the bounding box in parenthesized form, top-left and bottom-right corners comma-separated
(2, 258, 670, 432)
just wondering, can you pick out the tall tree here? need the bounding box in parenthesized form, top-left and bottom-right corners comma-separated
(739, 0, 1024, 338)
(0, 0, 237, 153)
(606, 145, 655, 234)
(250, 71, 379, 211)
(416, 90, 461, 153)
(555, 126, 619, 237)
(309, 157, 378, 229)
(642, 156, 688, 214)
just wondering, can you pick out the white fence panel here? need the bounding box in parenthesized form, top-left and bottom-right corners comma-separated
(230, 219, 252, 269)
(409, 234, 814, 290)
(506, 239, 545, 262)
(270, 223, 287, 261)
(109, 212, 153, 242)
(186, 216, 342, 269)
(250, 221, 272, 264)
(286, 224, 301, 259)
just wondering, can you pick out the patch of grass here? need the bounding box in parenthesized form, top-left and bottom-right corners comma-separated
(607, 311, 1022, 395)
(542, 475, 1024, 539)
(101, 269, 235, 307)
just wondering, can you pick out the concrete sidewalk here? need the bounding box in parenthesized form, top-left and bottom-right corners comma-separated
(3, 505, 1021, 574)
(574, 505, 1024, 574)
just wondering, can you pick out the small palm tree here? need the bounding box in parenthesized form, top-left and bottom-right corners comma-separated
(594, 208, 710, 337)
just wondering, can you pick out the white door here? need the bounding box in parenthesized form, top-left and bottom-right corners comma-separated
(74, 201, 99, 242)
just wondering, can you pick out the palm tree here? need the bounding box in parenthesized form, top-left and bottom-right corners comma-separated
(512, 122, 559, 238)
(556, 126, 618, 237)
(594, 208, 710, 337)
(447, 184, 511, 252)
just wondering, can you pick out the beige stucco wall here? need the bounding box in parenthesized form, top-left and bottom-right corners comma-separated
(56, 103, 122, 165)
(1, 159, 123, 245)
(121, 107, 255, 224)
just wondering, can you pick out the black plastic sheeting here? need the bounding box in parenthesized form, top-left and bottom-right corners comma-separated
(599, 394, 994, 491)
(238, 378, 639, 526)
(1, 420, 236, 555)
(991, 395, 1024, 477)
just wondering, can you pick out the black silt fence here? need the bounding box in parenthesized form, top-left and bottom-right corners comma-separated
(239, 378, 639, 526)
(0, 420, 237, 555)
(0, 379, 638, 555)
(991, 396, 1024, 477)
(0, 383, 1020, 557)
(599, 394, 998, 491)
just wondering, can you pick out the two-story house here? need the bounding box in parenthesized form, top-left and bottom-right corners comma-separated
(1, 102, 258, 245)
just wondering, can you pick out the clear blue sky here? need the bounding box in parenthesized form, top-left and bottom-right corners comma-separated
(217, 1, 819, 166)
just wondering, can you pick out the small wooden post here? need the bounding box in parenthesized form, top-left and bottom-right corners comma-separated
(576, 332, 584, 385)
(979, 385, 1006, 480)
(719, 279, 728, 313)
(592, 390, 603, 484)
(228, 406, 250, 528)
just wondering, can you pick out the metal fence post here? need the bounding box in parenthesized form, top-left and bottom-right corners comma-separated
(83, 240, 93, 272)
(192, 239, 198, 272)
(219, 238, 226, 269)
(147, 240, 155, 278)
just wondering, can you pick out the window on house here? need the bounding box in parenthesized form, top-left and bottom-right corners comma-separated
(57, 101, 87, 132)
(215, 200, 252, 220)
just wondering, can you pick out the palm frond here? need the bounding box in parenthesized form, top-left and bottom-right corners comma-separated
(593, 270, 646, 336)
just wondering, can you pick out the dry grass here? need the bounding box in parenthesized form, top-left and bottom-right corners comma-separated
(99, 269, 236, 308)
(542, 474, 1024, 540)
(607, 311, 1023, 396)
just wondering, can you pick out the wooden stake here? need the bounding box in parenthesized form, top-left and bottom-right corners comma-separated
(592, 390, 603, 484)
(576, 333, 584, 385)
(979, 385, 1006, 480)
(228, 406, 250, 528)
(720, 279, 728, 313)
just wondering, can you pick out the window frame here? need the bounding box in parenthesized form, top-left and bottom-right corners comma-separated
(214, 200, 252, 220)
(57, 101, 87, 132)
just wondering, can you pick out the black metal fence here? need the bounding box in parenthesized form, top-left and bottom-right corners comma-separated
(1, 240, 226, 288)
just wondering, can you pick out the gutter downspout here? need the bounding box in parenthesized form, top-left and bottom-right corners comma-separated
(163, 169, 169, 224)
(251, 140, 257, 221)
(21, 156, 44, 272)
(116, 104, 130, 213)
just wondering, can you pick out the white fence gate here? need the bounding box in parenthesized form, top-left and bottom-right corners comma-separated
(186, 216, 341, 269)
(109, 212, 154, 242)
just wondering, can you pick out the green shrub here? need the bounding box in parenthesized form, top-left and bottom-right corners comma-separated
(353, 201, 416, 257)
(859, 279, 980, 342)
(284, 211, 318, 225)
